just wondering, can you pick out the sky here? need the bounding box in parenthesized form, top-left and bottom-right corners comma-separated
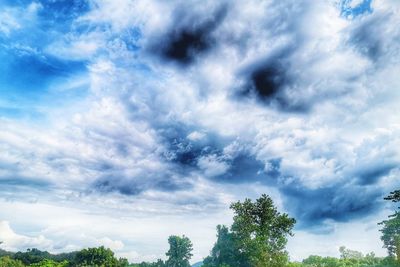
(0, 0, 400, 264)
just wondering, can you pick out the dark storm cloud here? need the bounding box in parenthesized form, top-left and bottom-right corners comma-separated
(236, 47, 309, 112)
(0, 176, 51, 189)
(153, 4, 228, 65)
(214, 154, 264, 183)
(238, 61, 287, 101)
(281, 182, 383, 230)
(154, 179, 192, 192)
(93, 172, 193, 196)
(157, 122, 280, 185)
(349, 14, 386, 61)
(356, 163, 397, 185)
(249, 62, 287, 99)
(213, 155, 280, 184)
(155, 124, 284, 188)
(166, 138, 204, 167)
(94, 175, 142, 195)
(158, 123, 224, 169)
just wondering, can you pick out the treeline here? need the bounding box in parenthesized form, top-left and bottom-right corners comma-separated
(1, 246, 398, 267)
(0, 237, 190, 267)
(292, 248, 399, 267)
(0, 246, 123, 267)
(0, 190, 399, 267)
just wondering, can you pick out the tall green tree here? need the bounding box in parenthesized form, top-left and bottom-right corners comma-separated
(165, 235, 193, 267)
(230, 194, 296, 267)
(203, 225, 237, 267)
(204, 194, 296, 267)
(379, 190, 400, 262)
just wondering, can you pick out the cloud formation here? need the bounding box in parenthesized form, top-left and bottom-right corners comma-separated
(1, 0, 400, 262)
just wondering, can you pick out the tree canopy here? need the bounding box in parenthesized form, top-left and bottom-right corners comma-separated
(379, 189, 400, 262)
(385, 190, 400, 203)
(165, 235, 193, 267)
(0, 256, 24, 267)
(73, 246, 128, 267)
(204, 194, 296, 267)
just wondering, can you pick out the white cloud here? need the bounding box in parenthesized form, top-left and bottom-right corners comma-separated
(0, 221, 52, 252)
(0, 2, 41, 36)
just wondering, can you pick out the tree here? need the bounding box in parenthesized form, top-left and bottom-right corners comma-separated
(73, 246, 128, 267)
(379, 212, 400, 261)
(203, 225, 237, 267)
(0, 256, 24, 267)
(385, 190, 400, 202)
(204, 194, 296, 267)
(165, 235, 193, 267)
(231, 194, 296, 267)
(13, 248, 52, 265)
(339, 246, 363, 260)
(379, 190, 400, 262)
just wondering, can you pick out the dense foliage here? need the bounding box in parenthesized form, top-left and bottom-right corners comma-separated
(294, 248, 398, 267)
(0, 256, 24, 267)
(165, 235, 193, 267)
(1, 191, 399, 267)
(0, 236, 193, 267)
(203, 194, 296, 267)
(73, 246, 128, 267)
(379, 190, 400, 262)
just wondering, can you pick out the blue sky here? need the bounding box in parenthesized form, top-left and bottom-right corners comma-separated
(1, 0, 400, 263)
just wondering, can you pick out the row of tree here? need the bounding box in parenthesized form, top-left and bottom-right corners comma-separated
(0, 190, 399, 267)
(0, 236, 192, 267)
(291, 247, 399, 267)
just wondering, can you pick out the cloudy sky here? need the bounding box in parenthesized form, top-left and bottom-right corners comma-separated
(1, 0, 400, 263)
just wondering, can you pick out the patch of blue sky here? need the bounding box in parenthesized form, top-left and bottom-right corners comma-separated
(0, 0, 90, 23)
(340, 0, 373, 19)
(36, 0, 90, 23)
(0, 0, 92, 119)
(0, 0, 32, 7)
(0, 105, 45, 121)
(0, 43, 87, 97)
(0, 45, 89, 120)
(0, 44, 87, 90)
(121, 27, 142, 52)
(0, 0, 149, 121)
